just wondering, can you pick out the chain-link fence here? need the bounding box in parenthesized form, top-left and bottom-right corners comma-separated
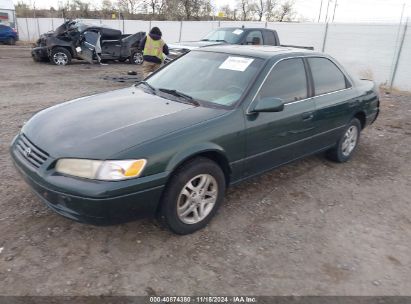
(16, 17, 410, 91)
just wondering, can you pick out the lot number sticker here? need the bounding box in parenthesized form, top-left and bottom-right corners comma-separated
(219, 56, 254, 72)
(232, 29, 244, 35)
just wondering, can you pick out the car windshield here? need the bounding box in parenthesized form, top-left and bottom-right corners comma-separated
(146, 51, 263, 107)
(202, 28, 244, 44)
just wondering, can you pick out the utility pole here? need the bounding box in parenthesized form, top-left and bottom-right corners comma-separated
(324, 0, 331, 22)
(331, 0, 338, 22)
(317, 0, 323, 22)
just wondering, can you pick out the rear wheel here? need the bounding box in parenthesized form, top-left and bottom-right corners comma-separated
(130, 51, 144, 65)
(7, 37, 16, 45)
(50, 47, 72, 66)
(158, 157, 226, 235)
(327, 118, 361, 162)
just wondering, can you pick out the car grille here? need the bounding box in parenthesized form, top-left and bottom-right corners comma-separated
(15, 134, 49, 168)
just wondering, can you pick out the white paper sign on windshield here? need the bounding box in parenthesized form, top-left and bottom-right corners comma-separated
(219, 56, 254, 72)
(232, 29, 244, 35)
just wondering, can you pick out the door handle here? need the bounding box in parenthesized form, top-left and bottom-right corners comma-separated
(301, 111, 314, 121)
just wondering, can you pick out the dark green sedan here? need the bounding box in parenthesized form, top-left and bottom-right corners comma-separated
(10, 45, 379, 234)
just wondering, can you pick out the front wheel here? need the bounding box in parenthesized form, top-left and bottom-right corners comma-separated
(327, 118, 361, 162)
(50, 47, 72, 66)
(158, 157, 226, 235)
(130, 51, 144, 65)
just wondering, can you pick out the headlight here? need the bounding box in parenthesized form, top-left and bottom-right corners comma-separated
(55, 159, 147, 181)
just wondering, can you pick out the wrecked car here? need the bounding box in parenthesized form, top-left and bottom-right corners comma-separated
(31, 20, 145, 66)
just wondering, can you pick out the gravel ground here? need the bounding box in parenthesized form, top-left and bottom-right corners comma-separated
(0, 45, 410, 296)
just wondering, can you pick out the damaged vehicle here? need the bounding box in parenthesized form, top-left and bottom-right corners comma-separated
(31, 20, 145, 66)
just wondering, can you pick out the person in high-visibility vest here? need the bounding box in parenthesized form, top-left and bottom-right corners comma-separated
(139, 27, 169, 79)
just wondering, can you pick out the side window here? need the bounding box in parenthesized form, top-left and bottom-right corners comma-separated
(263, 31, 276, 45)
(257, 58, 308, 103)
(245, 31, 263, 45)
(308, 57, 349, 95)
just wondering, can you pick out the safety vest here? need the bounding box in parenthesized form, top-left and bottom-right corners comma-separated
(143, 35, 165, 61)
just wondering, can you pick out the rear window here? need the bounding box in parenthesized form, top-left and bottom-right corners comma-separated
(264, 31, 276, 45)
(308, 57, 349, 95)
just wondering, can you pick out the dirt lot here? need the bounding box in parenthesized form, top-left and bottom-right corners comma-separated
(0, 45, 410, 296)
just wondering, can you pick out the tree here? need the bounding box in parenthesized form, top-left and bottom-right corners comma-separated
(254, 0, 265, 21)
(117, 0, 143, 14)
(102, 0, 115, 14)
(238, 0, 252, 21)
(264, 0, 277, 21)
(220, 4, 235, 20)
(277, 0, 294, 22)
(15, 1, 31, 17)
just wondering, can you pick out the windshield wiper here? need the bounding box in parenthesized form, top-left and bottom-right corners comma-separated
(201, 38, 210, 41)
(136, 81, 156, 93)
(158, 88, 200, 106)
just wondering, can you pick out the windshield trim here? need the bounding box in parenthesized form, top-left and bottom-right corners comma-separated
(145, 51, 269, 110)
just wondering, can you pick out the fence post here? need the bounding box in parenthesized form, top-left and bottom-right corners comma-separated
(218, 20, 221, 28)
(25, 17, 30, 41)
(265, 21, 267, 28)
(390, 18, 408, 89)
(36, 18, 41, 39)
(149, 20, 152, 32)
(321, 22, 329, 52)
(179, 20, 183, 42)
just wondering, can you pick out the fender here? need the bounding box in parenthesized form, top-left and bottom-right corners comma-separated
(165, 142, 228, 173)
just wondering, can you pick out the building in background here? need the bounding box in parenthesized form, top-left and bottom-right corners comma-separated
(0, 0, 16, 28)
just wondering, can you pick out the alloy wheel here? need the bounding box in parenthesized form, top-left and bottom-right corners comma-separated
(177, 174, 218, 224)
(341, 125, 358, 157)
(133, 52, 144, 65)
(53, 52, 68, 65)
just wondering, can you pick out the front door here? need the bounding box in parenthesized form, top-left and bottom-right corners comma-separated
(244, 58, 317, 177)
(77, 30, 101, 63)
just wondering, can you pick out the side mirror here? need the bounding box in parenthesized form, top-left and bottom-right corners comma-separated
(251, 97, 285, 113)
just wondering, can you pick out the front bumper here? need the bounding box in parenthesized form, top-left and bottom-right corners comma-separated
(31, 46, 49, 60)
(10, 135, 166, 225)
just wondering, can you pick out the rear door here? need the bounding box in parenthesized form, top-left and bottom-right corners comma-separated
(306, 57, 358, 146)
(244, 58, 317, 177)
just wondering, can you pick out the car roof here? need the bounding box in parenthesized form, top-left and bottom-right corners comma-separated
(193, 45, 321, 60)
(217, 27, 271, 31)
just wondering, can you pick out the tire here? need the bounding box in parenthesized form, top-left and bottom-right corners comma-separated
(130, 51, 144, 65)
(50, 47, 72, 66)
(158, 157, 226, 235)
(327, 118, 361, 163)
(7, 37, 16, 45)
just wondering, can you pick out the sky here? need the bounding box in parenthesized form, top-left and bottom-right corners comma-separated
(16, 0, 411, 23)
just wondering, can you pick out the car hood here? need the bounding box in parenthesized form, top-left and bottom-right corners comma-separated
(22, 87, 226, 159)
(168, 40, 224, 50)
